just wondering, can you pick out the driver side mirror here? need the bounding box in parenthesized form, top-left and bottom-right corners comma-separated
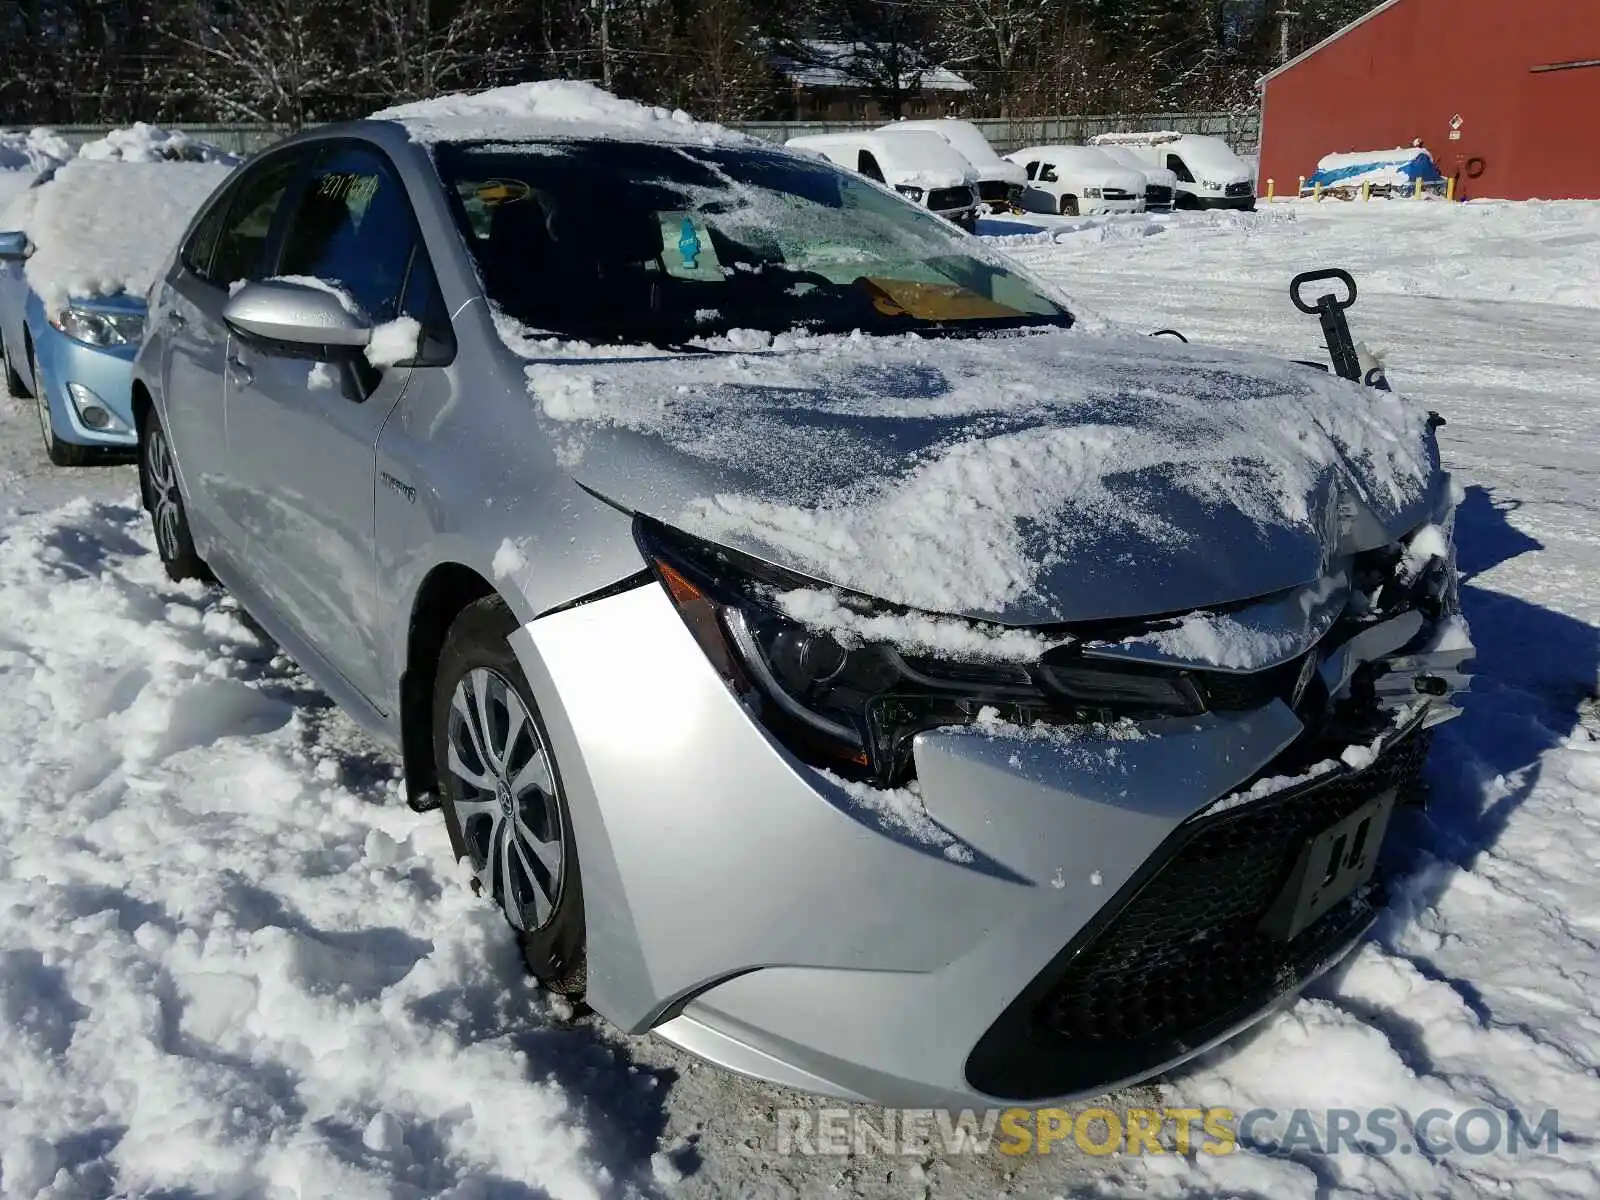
(223, 279, 372, 350)
(0, 231, 30, 262)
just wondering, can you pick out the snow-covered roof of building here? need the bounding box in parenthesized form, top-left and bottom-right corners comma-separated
(373, 81, 754, 147)
(770, 41, 974, 92)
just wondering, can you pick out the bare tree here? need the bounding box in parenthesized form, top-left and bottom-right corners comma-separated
(361, 0, 522, 106)
(661, 0, 772, 118)
(933, 0, 1057, 117)
(161, 0, 355, 128)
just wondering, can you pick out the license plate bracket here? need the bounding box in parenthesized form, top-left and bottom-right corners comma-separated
(1259, 788, 1397, 942)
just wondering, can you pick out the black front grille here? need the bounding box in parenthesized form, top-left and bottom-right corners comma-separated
(978, 180, 1010, 204)
(1198, 653, 1309, 711)
(966, 725, 1431, 1099)
(1226, 181, 1254, 197)
(1101, 188, 1137, 200)
(1037, 728, 1429, 1046)
(1146, 185, 1174, 207)
(928, 186, 975, 212)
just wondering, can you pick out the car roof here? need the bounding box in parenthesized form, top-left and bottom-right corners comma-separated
(1011, 145, 1118, 164)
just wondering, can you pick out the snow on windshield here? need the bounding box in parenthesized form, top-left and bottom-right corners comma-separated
(375, 80, 750, 148)
(520, 327, 1434, 617)
(3, 158, 235, 311)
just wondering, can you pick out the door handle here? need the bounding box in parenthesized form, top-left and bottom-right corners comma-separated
(226, 355, 253, 386)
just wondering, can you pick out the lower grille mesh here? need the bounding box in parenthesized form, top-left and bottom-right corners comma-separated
(1035, 728, 1430, 1046)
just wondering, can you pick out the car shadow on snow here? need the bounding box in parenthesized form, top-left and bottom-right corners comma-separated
(1166, 483, 1599, 1098)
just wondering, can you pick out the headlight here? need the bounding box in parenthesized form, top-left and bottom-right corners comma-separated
(894, 185, 925, 202)
(1082, 187, 1103, 198)
(637, 519, 1205, 784)
(51, 306, 144, 347)
(1202, 179, 1225, 192)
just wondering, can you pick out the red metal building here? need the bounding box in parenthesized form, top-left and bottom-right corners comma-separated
(1259, 0, 1600, 201)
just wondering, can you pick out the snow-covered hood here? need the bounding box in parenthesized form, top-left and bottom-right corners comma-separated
(524, 329, 1440, 625)
(974, 159, 1027, 187)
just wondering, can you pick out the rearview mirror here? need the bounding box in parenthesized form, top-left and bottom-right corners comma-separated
(0, 231, 29, 262)
(223, 279, 371, 349)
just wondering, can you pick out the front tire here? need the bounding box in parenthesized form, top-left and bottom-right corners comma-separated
(140, 409, 212, 582)
(1060, 195, 1080, 216)
(32, 344, 92, 467)
(2, 338, 28, 398)
(433, 596, 587, 997)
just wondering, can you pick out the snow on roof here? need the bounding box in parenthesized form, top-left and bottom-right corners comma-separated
(771, 41, 973, 92)
(884, 119, 1005, 166)
(872, 129, 977, 183)
(373, 81, 752, 147)
(0, 127, 72, 175)
(1091, 131, 1185, 147)
(3, 158, 235, 312)
(76, 122, 242, 165)
(785, 130, 975, 187)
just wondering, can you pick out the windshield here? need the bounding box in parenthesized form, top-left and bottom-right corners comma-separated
(434, 139, 1070, 345)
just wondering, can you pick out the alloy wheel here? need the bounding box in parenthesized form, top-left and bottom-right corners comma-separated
(146, 424, 183, 562)
(445, 667, 564, 931)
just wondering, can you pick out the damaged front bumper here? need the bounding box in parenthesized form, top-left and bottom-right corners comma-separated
(509, 503, 1473, 1108)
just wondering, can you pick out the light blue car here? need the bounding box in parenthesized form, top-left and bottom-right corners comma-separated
(0, 249, 144, 464)
(1, 147, 237, 466)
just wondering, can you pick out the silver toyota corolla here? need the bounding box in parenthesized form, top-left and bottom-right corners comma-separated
(131, 86, 1473, 1109)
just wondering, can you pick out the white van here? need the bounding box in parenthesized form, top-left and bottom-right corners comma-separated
(880, 119, 1026, 210)
(1093, 144, 1180, 212)
(784, 130, 979, 228)
(1004, 145, 1146, 216)
(1091, 132, 1256, 210)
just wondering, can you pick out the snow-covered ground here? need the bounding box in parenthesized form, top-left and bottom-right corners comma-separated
(1, 199, 1597, 1199)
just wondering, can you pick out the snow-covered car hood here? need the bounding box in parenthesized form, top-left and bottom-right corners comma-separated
(522, 328, 1440, 625)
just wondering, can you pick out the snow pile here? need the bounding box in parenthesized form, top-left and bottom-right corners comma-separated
(366, 316, 422, 368)
(0, 127, 72, 175)
(0, 497, 631, 1199)
(374, 80, 751, 148)
(1306, 148, 1444, 193)
(3, 158, 234, 311)
(75, 122, 241, 165)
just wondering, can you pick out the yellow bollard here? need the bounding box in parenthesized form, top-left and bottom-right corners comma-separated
(1447, 176, 1456, 202)
(1314, 181, 1323, 202)
(1267, 178, 1276, 200)
(1362, 181, 1371, 202)
(1414, 176, 1424, 199)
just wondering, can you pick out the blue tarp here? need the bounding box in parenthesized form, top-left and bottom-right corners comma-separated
(1306, 150, 1446, 191)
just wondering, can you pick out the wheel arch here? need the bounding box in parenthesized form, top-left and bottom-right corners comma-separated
(400, 561, 498, 812)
